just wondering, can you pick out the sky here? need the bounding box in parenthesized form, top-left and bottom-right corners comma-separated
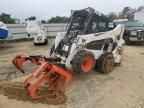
(0, 0, 144, 22)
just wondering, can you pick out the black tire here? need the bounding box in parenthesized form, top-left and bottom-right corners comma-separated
(97, 52, 114, 74)
(124, 36, 131, 45)
(50, 44, 55, 56)
(44, 39, 48, 45)
(72, 50, 95, 74)
(125, 40, 131, 45)
(34, 39, 48, 46)
(34, 42, 38, 46)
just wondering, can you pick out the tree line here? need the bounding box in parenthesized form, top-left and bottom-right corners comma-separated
(107, 6, 144, 21)
(0, 6, 144, 24)
(0, 13, 15, 24)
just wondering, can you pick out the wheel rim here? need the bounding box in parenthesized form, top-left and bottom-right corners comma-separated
(80, 55, 94, 73)
(105, 58, 114, 72)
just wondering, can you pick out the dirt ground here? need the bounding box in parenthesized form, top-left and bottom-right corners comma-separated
(0, 39, 144, 108)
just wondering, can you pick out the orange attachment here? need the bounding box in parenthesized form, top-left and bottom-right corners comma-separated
(12, 55, 72, 99)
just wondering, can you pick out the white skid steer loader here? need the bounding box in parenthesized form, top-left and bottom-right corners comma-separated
(26, 20, 48, 45)
(50, 7, 125, 74)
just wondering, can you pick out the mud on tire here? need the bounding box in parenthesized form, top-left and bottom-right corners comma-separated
(97, 52, 114, 74)
(72, 50, 95, 73)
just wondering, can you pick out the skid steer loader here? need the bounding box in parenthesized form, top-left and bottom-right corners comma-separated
(12, 7, 125, 100)
(26, 20, 48, 45)
(50, 7, 125, 73)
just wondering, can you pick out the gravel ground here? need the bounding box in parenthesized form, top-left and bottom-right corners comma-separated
(0, 40, 144, 108)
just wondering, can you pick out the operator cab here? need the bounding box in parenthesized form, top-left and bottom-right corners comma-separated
(66, 7, 110, 36)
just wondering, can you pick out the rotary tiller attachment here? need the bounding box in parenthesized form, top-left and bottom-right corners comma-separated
(12, 55, 72, 99)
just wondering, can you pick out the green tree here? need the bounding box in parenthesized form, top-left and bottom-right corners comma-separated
(0, 13, 15, 24)
(120, 7, 136, 20)
(41, 20, 47, 24)
(137, 6, 144, 12)
(48, 16, 69, 23)
(27, 16, 36, 20)
(107, 12, 117, 21)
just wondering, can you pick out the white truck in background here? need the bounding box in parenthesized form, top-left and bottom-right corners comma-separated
(26, 20, 48, 45)
(113, 19, 128, 23)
